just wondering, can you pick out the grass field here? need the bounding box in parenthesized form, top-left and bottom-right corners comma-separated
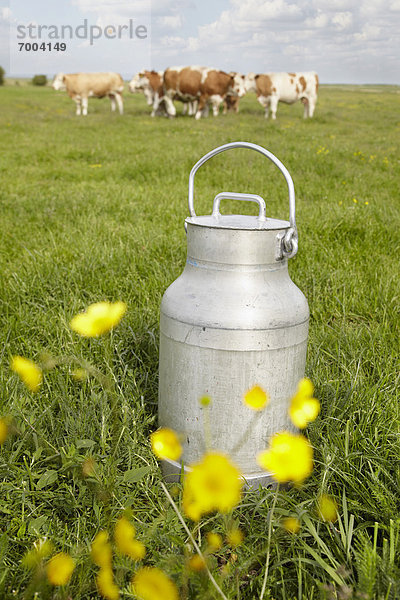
(0, 82, 399, 599)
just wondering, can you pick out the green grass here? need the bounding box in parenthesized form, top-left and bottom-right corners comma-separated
(0, 83, 399, 599)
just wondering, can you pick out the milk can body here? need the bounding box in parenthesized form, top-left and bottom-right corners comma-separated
(158, 142, 309, 487)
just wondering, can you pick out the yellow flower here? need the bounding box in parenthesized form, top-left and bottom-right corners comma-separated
(91, 531, 112, 569)
(257, 431, 313, 484)
(46, 552, 75, 586)
(23, 539, 54, 568)
(188, 554, 206, 571)
(97, 567, 120, 600)
(227, 527, 244, 547)
(150, 428, 182, 461)
(318, 494, 338, 522)
(0, 418, 9, 445)
(289, 378, 320, 429)
(114, 517, 145, 561)
(206, 532, 222, 551)
(132, 567, 179, 600)
(283, 517, 301, 533)
(70, 301, 127, 337)
(11, 356, 42, 392)
(182, 452, 243, 521)
(243, 385, 269, 411)
(200, 395, 211, 407)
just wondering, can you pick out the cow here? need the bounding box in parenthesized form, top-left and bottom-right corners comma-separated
(52, 72, 124, 116)
(244, 72, 319, 119)
(156, 66, 245, 119)
(223, 72, 244, 114)
(128, 70, 163, 109)
(128, 69, 198, 117)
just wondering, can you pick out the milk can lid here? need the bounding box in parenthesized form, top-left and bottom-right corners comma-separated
(186, 214, 290, 231)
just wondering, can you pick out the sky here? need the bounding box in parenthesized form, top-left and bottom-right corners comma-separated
(0, 0, 399, 83)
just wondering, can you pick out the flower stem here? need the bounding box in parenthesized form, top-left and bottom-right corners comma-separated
(160, 482, 229, 600)
(259, 484, 279, 600)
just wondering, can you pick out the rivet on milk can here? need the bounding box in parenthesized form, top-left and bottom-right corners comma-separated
(158, 141, 309, 488)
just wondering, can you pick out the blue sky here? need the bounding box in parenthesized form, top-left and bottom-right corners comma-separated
(1, 0, 399, 83)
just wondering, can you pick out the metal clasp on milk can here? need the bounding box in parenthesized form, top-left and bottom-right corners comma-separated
(159, 142, 309, 488)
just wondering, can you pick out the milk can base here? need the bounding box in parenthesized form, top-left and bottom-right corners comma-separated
(161, 457, 276, 491)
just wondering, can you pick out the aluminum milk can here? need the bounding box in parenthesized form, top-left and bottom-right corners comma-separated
(159, 142, 309, 487)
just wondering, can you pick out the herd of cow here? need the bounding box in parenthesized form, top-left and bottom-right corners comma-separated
(51, 66, 319, 120)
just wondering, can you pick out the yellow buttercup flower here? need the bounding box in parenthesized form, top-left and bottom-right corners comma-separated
(206, 532, 222, 551)
(318, 494, 338, 522)
(11, 356, 42, 392)
(200, 395, 211, 407)
(91, 531, 112, 569)
(0, 418, 9, 445)
(46, 552, 75, 586)
(182, 452, 243, 521)
(257, 431, 313, 484)
(227, 527, 244, 547)
(114, 517, 145, 561)
(97, 567, 120, 600)
(188, 554, 206, 571)
(289, 378, 320, 429)
(283, 517, 301, 534)
(70, 301, 127, 337)
(150, 428, 182, 461)
(23, 539, 54, 568)
(243, 385, 269, 410)
(132, 567, 179, 600)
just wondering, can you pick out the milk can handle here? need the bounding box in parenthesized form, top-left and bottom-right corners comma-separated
(213, 192, 266, 220)
(188, 141, 298, 258)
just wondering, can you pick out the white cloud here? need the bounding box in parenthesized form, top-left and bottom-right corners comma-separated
(305, 12, 329, 28)
(233, 0, 301, 21)
(332, 11, 353, 30)
(161, 35, 186, 47)
(354, 24, 382, 41)
(157, 15, 183, 29)
(1, 7, 11, 21)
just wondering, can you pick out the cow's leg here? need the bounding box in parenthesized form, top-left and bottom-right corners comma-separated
(110, 95, 117, 112)
(82, 97, 89, 116)
(223, 100, 228, 115)
(195, 95, 208, 120)
(164, 95, 176, 118)
(74, 97, 82, 116)
(209, 94, 223, 117)
(257, 95, 269, 118)
(115, 93, 123, 115)
(190, 100, 198, 116)
(151, 92, 160, 117)
(182, 102, 188, 116)
(307, 97, 316, 118)
(269, 96, 279, 120)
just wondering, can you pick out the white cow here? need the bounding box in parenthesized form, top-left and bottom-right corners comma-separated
(245, 72, 319, 119)
(52, 72, 124, 116)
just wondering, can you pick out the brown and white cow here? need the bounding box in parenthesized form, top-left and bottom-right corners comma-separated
(128, 69, 197, 117)
(128, 70, 163, 109)
(52, 72, 124, 116)
(157, 66, 245, 119)
(223, 72, 244, 114)
(244, 72, 319, 119)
